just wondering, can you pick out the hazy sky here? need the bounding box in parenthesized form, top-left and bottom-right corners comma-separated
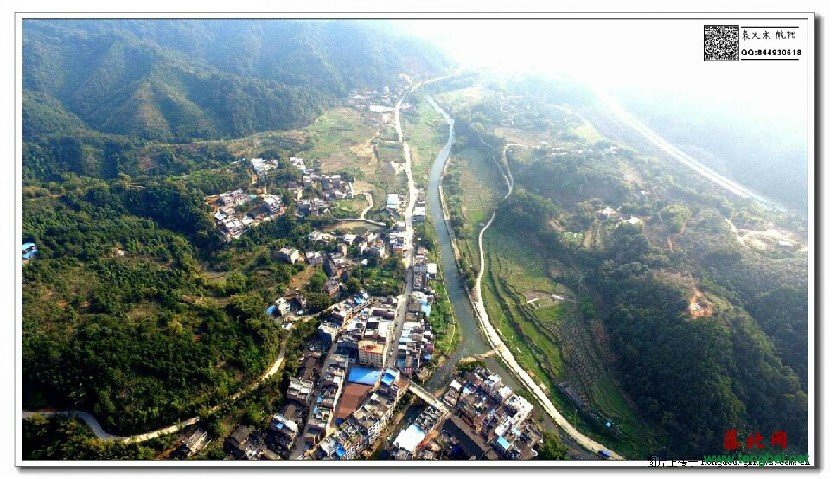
(401, 18, 810, 131)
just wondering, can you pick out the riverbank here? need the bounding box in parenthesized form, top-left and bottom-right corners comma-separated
(428, 96, 623, 459)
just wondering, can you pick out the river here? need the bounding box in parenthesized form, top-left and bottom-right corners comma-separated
(419, 95, 615, 460)
(421, 96, 518, 393)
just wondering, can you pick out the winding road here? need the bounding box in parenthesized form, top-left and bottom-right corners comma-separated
(467, 143, 624, 460)
(593, 87, 777, 209)
(23, 344, 286, 443)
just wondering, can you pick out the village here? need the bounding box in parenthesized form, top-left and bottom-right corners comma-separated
(24, 82, 655, 463)
(387, 367, 544, 461)
(162, 81, 465, 460)
(151, 79, 555, 462)
(174, 196, 551, 461)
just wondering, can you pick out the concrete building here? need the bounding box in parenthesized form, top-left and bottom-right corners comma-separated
(278, 247, 301, 265)
(358, 340, 386, 368)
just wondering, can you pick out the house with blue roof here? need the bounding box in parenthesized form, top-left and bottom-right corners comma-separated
(495, 435, 511, 453)
(22, 242, 37, 260)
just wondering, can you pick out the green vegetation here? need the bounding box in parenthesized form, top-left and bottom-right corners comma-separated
(376, 142, 404, 164)
(21, 21, 808, 462)
(305, 108, 376, 166)
(23, 416, 171, 460)
(414, 221, 460, 358)
(479, 192, 652, 458)
(595, 263, 807, 457)
(23, 20, 450, 143)
(437, 77, 807, 459)
(402, 92, 448, 187)
(535, 431, 568, 460)
(21, 176, 323, 435)
(350, 256, 406, 297)
(441, 143, 503, 288)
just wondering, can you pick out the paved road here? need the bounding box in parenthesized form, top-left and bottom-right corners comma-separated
(468, 145, 624, 460)
(594, 87, 777, 209)
(386, 82, 421, 368)
(291, 339, 339, 459)
(23, 344, 286, 443)
(22, 410, 126, 441)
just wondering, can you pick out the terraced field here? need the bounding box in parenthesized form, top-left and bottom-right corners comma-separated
(481, 223, 651, 458)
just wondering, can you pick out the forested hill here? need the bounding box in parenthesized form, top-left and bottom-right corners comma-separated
(23, 19, 451, 142)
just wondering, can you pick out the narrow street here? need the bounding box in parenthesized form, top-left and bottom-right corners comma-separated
(385, 81, 423, 368)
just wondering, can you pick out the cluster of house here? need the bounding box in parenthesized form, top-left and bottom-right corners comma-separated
(265, 288, 307, 324)
(412, 244, 438, 292)
(334, 299, 395, 369)
(267, 344, 323, 458)
(210, 188, 285, 240)
(495, 93, 526, 127)
(177, 344, 319, 461)
(596, 206, 643, 227)
(413, 189, 427, 222)
(269, 228, 390, 309)
(172, 428, 209, 459)
(440, 368, 543, 460)
(396, 291, 435, 379)
(303, 173, 354, 202)
(290, 294, 411, 460)
(314, 368, 409, 460)
(248, 157, 279, 178)
(295, 174, 353, 217)
(548, 145, 587, 157)
(277, 156, 354, 218)
(316, 295, 396, 363)
(297, 197, 330, 217)
(388, 220, 409, 256)
(386, 193, 401, 212)
(390, 404, 449, 460)
(303, 353, 350, 448)
(347, 86, 396, 115)
(289, 156, 307, 172)
(310, 228, 390, 272)
(223, 424, 278, 460)
(540, 142, 620, 160)
(209, 153, 362, 237)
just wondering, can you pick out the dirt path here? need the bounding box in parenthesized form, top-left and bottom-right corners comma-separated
(359, 192, 373, 219)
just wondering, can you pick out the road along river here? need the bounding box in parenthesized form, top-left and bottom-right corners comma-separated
(421, 96, 514, 392)
(422, 94, 623, 460)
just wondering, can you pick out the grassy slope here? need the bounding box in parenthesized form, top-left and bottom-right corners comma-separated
(446, 146, 503, 270)
(481, 226, 652, 458)
(434, 83, 656, 457)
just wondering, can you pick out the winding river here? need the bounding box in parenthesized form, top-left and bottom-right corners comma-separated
(420, 94, 621, 460)
(422, 97, 517, 392)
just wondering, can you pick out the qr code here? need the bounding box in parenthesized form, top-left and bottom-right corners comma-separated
(704, 25, 739, 61)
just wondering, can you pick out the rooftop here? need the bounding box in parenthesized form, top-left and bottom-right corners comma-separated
(347, 367, 382, 386)
(394, 424, 426, 452)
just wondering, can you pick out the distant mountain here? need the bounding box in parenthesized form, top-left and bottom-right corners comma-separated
(23, 19, 451, 142)
(609, 86, 808, 214)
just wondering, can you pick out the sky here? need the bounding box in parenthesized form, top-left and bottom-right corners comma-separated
(401, 17, 810, 132)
